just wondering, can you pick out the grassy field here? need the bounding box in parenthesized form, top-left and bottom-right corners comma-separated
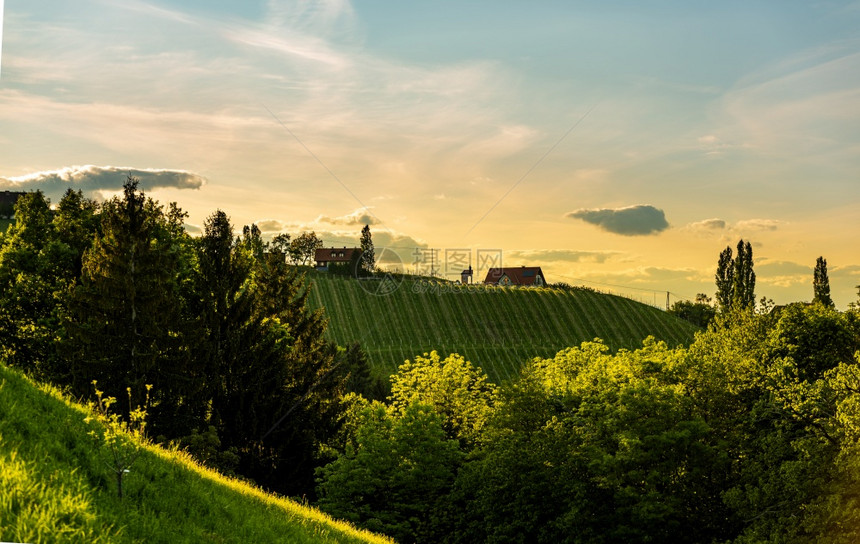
(0, 218, 12, 233)
(0, 363, 391, 544)
(307, 272, 700, 384)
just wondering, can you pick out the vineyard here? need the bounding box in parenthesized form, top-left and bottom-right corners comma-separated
(307, 272, 700, 384)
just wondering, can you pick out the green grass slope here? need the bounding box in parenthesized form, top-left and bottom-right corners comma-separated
(0, 364, 392, 544)
(307, 273, 700, 383)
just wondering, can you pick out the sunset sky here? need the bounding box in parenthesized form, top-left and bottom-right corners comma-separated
(1, 1, 858, 307)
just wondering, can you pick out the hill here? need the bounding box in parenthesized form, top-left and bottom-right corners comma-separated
(307, 272, 700, 383)
(0, 363, 391, 544)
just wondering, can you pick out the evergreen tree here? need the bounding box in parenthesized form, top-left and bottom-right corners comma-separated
(66, 177, 184, 412)
(189, 211, 346, 495)
(715, 246, 734, 310)
(813, 256, 834, 307)
(360, 224, 375, 273)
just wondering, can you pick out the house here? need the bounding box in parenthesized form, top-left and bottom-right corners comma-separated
(483, 266, 546, 287)
(461, 265, 473, 284)
(315, 247, 362, 270)
(0, 191, 25, 218)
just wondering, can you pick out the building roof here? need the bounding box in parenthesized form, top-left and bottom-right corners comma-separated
(0, 191, 25, 207)
(483, 266, 546, 286)
(315, 247, 362, 264)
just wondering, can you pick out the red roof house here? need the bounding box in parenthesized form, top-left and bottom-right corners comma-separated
(315, 247, 362, 269)
(483, 266, 546, 287)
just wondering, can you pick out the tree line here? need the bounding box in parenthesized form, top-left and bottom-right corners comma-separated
(0, 178, 378, 496)
(671, 239, 838, 328)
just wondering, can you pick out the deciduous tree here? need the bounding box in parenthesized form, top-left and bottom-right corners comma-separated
(289, 231, 322, 266)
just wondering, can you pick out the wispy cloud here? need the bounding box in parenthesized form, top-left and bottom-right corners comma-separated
(687, 218, 727, 231)
(720, 49, 860, 159)
(508, 249, 626, 264)
(735, 218, 784, 232)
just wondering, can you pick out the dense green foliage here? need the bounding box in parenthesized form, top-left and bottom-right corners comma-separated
(317, 303, 860, 543)
(307, 274, 699, 383)
(669, 293, 717, 328)
(0, 181, 355, 501)
(0, 363, 390, 544)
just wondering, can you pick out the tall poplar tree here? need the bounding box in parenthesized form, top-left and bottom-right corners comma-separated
(715, 246, 735, 310)
(813, 256, 834, 308)
(715, 240, 756, 312)
(360, 224, 375, 273)
(732, 240, 756, 310)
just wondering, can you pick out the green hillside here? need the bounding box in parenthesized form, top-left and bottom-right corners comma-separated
(307, 273, 700, 383)
(0, 363, 391, 544)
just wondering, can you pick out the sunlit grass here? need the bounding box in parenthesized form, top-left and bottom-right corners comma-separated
(0, 364, 392, 544)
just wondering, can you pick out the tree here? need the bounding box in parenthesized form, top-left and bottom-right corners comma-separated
(388, 351, 498, 447)
(66, 177, 184, 413)
(715, 240, 755, 312)
(269, 232, 291, 256)
(813, 256, 834, 307)
(0, 191, 59, 376)
(448, 339, 732, 544)
(289, 231, 323, 266)
(317, 402, 463, 543)
(732, 239, 756, 310)
(360, 224, 375, 273)
(669, 293, 717, 328)
(187, 211, 346, 495)
(715, 246, 734, 310)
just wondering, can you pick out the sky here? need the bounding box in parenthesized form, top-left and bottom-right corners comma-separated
(1, 0, 858, 308)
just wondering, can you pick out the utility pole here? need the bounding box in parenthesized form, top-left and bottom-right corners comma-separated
(666, 291, 670, 311)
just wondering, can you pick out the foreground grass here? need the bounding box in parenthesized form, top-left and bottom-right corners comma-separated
(308, 273, 700, 383)
(0, 364, 392, 544)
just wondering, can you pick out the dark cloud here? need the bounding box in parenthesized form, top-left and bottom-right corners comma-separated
(0, 165, 206, 201)
(566, 205, 669, 236)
